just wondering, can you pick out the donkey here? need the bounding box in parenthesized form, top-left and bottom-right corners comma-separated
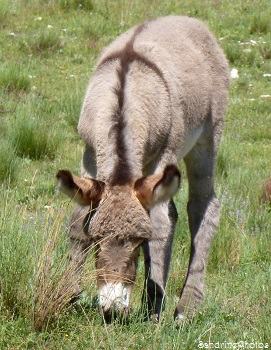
(57, 15, 229, 322)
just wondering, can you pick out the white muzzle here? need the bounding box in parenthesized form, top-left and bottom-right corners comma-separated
(99, 283, 131, 313)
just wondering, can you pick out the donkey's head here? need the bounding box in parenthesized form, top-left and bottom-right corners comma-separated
(56, 165, 180, 319)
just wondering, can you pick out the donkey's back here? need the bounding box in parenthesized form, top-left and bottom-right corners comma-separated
(79, 16, 228, 181)
(57, 16, 229, 322)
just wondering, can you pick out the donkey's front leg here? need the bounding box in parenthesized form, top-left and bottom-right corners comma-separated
(175, 142, 220, 321)
(175, 196, 220, 320)
(142, 200, 178, 319)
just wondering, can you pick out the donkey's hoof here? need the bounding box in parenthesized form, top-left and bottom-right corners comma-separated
(174, 301, 196, 324)
(150, 313, 159, 324)
(175, 313, 188, 323)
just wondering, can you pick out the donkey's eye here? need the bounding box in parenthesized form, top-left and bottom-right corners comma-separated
(83, 202, 99, 232)
(83, 209, 95, 228)
(89, 201, 100, 221)
(89, 207, 97, 221)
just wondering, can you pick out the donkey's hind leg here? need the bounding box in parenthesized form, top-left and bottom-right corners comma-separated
(174, 133, 220, 321)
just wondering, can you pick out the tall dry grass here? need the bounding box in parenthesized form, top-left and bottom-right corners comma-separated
(0, 192, 96, 331)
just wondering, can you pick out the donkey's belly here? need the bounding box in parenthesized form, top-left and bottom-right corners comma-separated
(178, 125, 204, 160)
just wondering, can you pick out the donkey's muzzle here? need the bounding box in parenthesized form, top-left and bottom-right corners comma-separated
(99, 283, 131, 321)
(102, 304, 129, 323)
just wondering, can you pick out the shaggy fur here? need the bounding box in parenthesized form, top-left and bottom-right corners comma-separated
(58, 15, 229, 321)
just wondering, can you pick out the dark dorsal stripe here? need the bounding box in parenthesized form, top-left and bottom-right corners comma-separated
(98, 23, 168, 186)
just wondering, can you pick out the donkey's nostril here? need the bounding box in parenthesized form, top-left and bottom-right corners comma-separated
(102, 309, 116, 323)
(123, 287, 128, 301)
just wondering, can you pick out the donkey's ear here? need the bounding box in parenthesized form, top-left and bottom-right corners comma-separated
(134, 165, 180, 209)
(56, 170, 105, 205)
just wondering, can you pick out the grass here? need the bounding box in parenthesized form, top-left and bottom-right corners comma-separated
(32, 28, 64, 53)
(58, 0, 94, 11)
(8, 106, 60, 160)
(0, 63, 31, 93)
(0, 0, 271, 348)
(32, 205, 82, 331)
(0, 139, 18, 183)
(0, 0, 9, 25)
(250, 13, 271, 35)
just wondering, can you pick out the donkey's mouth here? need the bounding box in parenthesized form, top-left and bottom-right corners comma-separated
(99, 282, 131, 320)
(101, 304, 129, 323)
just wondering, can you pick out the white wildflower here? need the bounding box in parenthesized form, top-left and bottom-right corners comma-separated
(239, 40, 257, 46)
(230, 68, 239, 79)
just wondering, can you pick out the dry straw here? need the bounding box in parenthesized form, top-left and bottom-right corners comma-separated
(32, 204, 94, 330)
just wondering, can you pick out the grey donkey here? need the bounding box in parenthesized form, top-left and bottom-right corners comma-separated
(57, 15, 229, 322)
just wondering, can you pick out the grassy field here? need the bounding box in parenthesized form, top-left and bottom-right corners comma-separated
(0, 0, 271, 349)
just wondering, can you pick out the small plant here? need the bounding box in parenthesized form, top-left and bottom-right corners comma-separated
(0, 194, 85, 329)
(260, 35, 271, 60)
(224, 42, 263, 68)
(8, 110, 60, 160)
(0, 140, 18, 183)
(250, 13, 271, 35)
(33, 28, 64, 52)
(0, 201, 35, 316)
(0, 0, 9, 25)
(0, 63, 31, 93)
(223, 43, 243, 66)
(260, 178, 271, 205)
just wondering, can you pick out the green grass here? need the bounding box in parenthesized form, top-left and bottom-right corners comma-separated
(0, 0, 271, 348)
(58, 0, 94, 11)
(0, 63, 31, 93)
(250, 12, 271, 35)
(0, 0, 9, 25)
(8, 104, 60, 160)
(31, 28, 64, 53)
(0, 139, 18, 183)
